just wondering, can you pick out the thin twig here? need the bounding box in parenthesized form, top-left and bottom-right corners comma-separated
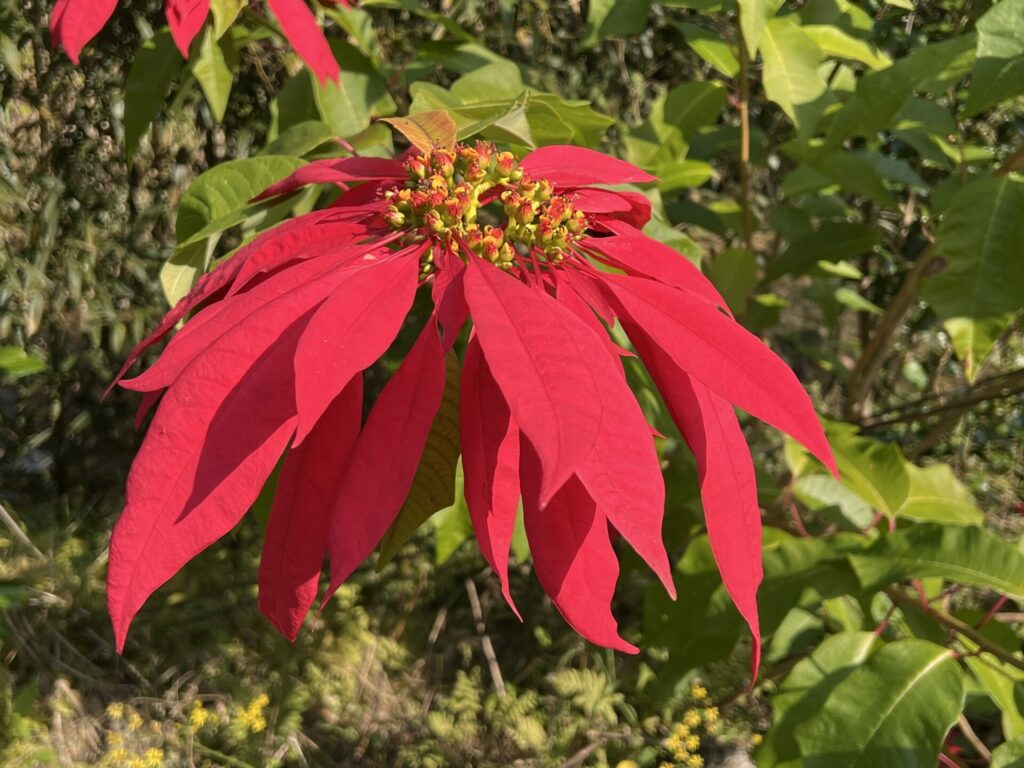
(0, 501, 47, 560)
(736, 26, 754, 251)
(886, 589, 1024, 674)
(957, 714, 992, 761)
(465, 578, 506, 698)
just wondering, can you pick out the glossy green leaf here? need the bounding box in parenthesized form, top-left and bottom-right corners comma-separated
(793, 639, 964, 768)
(123, 29, 182, 162)
(0, 347, 47, 378)
(260, 121, 336, 157)
(378, 351, 461, 567)
(896, 464, 984, 526)
(708, 247, 756, 315)
(738, 0, 783, 58)
(583, 0, 652, 47)
(992, 738, 1024, 768)
(673, 22, 740, 77)
(756, 631, 880, 767)
(965, 0, 1024, 115)
(849, 523, 1024, 597)
(760, 17, 833, 139)
(803, 25, 892, 69)
(825, 423, 910, 518)
(432, 461, 472, 566)
(769, 221, 877, 279)
(192, 25, 236, 122)
(209, 0, 243, 38)
(921, 174, 1024, 378)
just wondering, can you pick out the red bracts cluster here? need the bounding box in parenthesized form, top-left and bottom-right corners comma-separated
(110, 142, 836, 675)
(50, 0, 347, 82)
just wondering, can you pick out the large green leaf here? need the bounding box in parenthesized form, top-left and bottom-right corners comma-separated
(793, 639, 964, 768)
(759, 17, 834, 139)
(992, 738, 1024, 768)
(191, 25, 237, 122)
(0, 347, 47, 378)
(849, 523, 1024, 596)
(896, 464, 984, 526)
(965, 0, 1024, 115)
(432, 461, 473, 566)
(738, 0, 783, 57)
(175, 155, 306, 242)
(378, 351, 461, 567)
(583, 0, 652, 47)
(966, 654, 1024, 741)
(921, 174, 1024, 378)
(826, 423, 910, 518)
(756, 632, 881, 767)
(769, 221, 877, 279)
(673, 22, 740, 77)
(708, 247, 756, 315)
(803, 24, 892, 69)
(123, 29, 182, 162)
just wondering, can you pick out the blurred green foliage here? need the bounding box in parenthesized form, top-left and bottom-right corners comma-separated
(1, 0, 1024, 766)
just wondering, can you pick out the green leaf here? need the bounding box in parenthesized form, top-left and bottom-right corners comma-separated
(123, 29, 182, 162)
(756, 631, 881, 767)
(315, 68, 397, 138)
(209, 0, 244, 38)
(260, 121, 336, 157)
(759, 17, 834, 139)
(896, 464, 984, 526)
(834, 287, 882, 315)
(966, 655, 1024, 741)
(965, 0, 1024, 115)
(658, 159, 715, 192)
(378, 351, 461, 567)
(824, 423, 910, 518)
(849, 523, 1024, 597)
(769, 221, 877, 279)
(432, 461, 472, 566)
(794, 474, 875, 529)
(992, 738, 1024, 768)
(793, 639, 964, 768)
(673, 22, 740, 77)
(175, 155, 306, 242)
(160, 238, 217, 307)
(708, 247, 756, 315)
(803, 25, 892, 69)
(921, 174, 1024, 379)
(583, 0, 652, 47)
(192, 24, 237, 122)
(738, 0, 783, 58)
(0, 347, 47, 378)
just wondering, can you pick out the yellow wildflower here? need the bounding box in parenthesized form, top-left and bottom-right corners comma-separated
(690, 684, 708, 701)
(107, 732, 123, 747)
(685, 734, 700, 751)
(673, 723, 691, 739)
(106, 702, 125, 721)
(616, 762, 639, 768)
(238, 693, 270, 733)
(683, 709, 702, 728)
(127, 711, 144, 731)
(107, 747, 129, 764)
(189, 700, 210, 732)
(751, 733, 763, 746)
(702, 706, 719, 724)
(143, 748, 164, 767)
(673, 746, 691, 761)
(687, 755, 704, 768)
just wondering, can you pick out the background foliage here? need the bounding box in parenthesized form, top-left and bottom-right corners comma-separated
(1, 0, 1023, 766)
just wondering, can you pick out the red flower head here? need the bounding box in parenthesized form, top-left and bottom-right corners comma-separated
(49, 0, 348, 83)
(109, 139, 836, 677)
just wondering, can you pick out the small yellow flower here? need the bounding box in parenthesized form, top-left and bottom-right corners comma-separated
(685, 734, 700, 751)
(673, 746, 691, 761)
(106, 702, 125, 721)
(127, 711, 144, 731)
(690, 684, 708, 701)
(143, 747, 164, 767)
(663, 735, 682, 751)
(751, 733, 763, 746)
(107, 732, 123, 747)
(702, 706, 719, 724)
(107, 747, 129, 763)
(189, 700, 211, 732)
(683, 709, 702, 728)
(658, 763, 674, 768)
(687, 755, 704, 768)
(672, 723, 691, 739)
(615, 762, 639, 768)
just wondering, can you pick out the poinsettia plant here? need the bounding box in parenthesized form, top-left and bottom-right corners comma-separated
(109, 118, 835, 678)
(50, 0, 346, 82)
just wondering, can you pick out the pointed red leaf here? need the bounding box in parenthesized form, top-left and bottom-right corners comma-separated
(632, 335, 762, 678)
(464, 257, 605, 504)
(124, 254, 361, 394)
(265, 0, 341, 84)
(108, 300, 320, 651)
(601, 273, 837, 476)
(323, 320, 448, 598)
(570, 188, 651, 229)
(166, 0, 210, 57)
(259, 375, 362, 641)
(49, 0, 118, 64)
(583, 220, 731, 313)
(521, 449, 637, 653)
(255, 157, 406, 201)
(520, 146, 655, 188)
(555, 278, 626, 369)
(293, 250, 421, 444)
(460, 335, 521, 617)
(431, 252, 468, 351)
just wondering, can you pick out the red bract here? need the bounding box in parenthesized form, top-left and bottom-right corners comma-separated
(111, 139, 836, 677)
(49, 0, 347, 83)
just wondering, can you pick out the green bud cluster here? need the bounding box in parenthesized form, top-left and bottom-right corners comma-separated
(382, 141, 587, 274)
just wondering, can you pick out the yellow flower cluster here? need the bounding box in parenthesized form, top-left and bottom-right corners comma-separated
(189, 699, 212, 733)
(238, 693, 270, 734)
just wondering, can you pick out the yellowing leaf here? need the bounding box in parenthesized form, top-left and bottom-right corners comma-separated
(381, 110, 458, 151)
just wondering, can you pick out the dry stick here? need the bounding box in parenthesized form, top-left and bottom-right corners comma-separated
(465, 577, 507, 698)
(886, 589, 1024, 674)
(737, 27, 754, 252)
(0, 501, 47, 560)
(957, 714, 993, 762)
(845, 247, 937, 420)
